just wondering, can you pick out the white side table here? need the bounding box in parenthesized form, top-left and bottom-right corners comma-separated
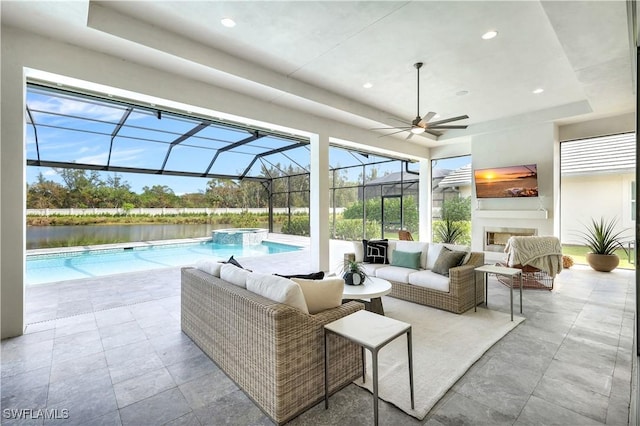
(474, 265, 523, 321)
(324, 310, 414, 426)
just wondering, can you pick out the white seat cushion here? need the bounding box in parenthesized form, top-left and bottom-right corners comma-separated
(246, 273, 309, 314)
(292, 277, 344, 314)
(360, 263, 388, 277)
(375, 266, 414, 284)
(408, 270, 450, 292)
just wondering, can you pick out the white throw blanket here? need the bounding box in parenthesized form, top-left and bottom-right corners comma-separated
(504, 236, 563, 277)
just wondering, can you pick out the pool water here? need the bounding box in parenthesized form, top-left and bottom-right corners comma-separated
(26, 241, 301, 285)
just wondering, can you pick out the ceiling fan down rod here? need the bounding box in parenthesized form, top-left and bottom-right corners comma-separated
(414, 62, 423, 119)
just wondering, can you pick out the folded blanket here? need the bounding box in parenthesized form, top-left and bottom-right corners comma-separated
(504, 236, 563, 277)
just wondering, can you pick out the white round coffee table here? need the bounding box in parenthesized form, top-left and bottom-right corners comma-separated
(342, 276, 392, 315)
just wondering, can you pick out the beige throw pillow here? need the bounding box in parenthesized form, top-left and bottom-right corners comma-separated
(220, 263, 250, 288)
(246, 273, 309, 314)
(292, 277, 345, 314)
(195, 259, 222, 277)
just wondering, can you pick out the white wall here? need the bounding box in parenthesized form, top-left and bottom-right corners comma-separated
(470, 122, 557, 253)
(561, 173, 635, 244)
(1, 26, 430, 338)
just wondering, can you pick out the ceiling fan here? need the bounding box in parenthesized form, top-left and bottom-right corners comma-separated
(371, 62, 469, 139)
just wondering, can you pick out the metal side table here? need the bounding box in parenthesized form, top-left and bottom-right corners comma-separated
(474, 264, 523, 321)
(324, 310, 414, 426)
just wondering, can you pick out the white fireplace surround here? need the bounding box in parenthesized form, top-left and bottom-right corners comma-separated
(484, 227, 538, 252)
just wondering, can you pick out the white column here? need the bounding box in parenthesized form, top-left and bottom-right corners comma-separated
(1, 61, 26, 338)
(418, 158, 432, 242)
(309, 133, 330, 271)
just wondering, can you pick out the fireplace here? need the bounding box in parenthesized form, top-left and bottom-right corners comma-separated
(484, 227, 537, 252)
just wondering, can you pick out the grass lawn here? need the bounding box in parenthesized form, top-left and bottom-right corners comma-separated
(562, 244, 635, 270)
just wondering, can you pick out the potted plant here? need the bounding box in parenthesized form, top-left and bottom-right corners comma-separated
(578, 217, 629, 272)
(341, 259, 368, 286)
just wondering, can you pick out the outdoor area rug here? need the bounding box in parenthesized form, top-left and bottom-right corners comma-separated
(354, 296, 524, 420)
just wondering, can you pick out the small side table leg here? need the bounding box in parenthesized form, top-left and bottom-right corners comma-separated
(361, 346, 366, 383)
(324, 330, 329, 409)
(485, 272, 489, 307)
(474, 270, 477, 312)
(519, 272, 523, 314)
(372, 349, 379, 426)
(407, 328, 414, 409)
(510, 275, 514, 321)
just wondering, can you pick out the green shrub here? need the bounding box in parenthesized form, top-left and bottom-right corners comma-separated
(281, 215, 310, 236)
(333, 218, 381, 241)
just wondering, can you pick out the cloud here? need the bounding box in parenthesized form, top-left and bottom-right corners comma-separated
(28, 96, 131, 123)
(76, 148, 146, 165)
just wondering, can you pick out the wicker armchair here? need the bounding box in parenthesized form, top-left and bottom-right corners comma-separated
(181, 267, 363, 424)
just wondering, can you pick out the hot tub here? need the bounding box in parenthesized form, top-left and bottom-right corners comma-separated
(211, 228, 268, 245)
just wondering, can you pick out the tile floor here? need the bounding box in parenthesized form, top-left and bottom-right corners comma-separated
(1, 243, 635, 425)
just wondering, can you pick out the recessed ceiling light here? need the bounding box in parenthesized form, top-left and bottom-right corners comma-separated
(456, 90, 469, 96)
(533, 88, 544, 94)
(482, 30, 498, 40)
(221, 18, 236, 28)
(363, 82, 373, 89)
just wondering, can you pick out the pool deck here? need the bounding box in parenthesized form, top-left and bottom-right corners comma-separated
(9, 251, 635, 426)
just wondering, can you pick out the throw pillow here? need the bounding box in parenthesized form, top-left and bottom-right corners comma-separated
(431, 247, 467, 276)
(390, 250, 422, 270)
(246, 273, 309, 314)
(275, 271, 325, 280)
(194, 259, 223, 277)
(220, 263, 250, 288)
(225, 255, 244, 269)
(425, 243, 444, 270)
(363, 239, 389, 264)
(292, 277, 344, 314)
(352, 241, 365, 263)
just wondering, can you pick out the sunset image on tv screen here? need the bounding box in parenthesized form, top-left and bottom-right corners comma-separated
(474, 164, 538, 198)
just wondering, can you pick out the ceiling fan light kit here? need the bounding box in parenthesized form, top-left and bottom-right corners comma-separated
(372, 62, 469, 139)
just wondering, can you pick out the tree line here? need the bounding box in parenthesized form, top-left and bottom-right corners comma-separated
(27, 165, 366, 210)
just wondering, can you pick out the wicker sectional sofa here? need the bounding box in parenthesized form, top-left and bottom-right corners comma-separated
(346, 240, 485, 314)
(181, 266, 363, 425)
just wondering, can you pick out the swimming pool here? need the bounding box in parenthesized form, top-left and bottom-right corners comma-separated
(26, 240, 301, 285)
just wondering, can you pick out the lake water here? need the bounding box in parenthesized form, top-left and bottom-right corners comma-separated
(26, 223, 277, 249)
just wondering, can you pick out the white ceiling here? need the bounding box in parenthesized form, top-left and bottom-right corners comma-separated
(1, 1, 635, 147)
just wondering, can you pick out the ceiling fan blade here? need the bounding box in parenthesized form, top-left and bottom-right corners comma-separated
(369, 126, 400, 130)
(405, 132, 414, 140)
(425, 129, 443, 137)
(379, 128, 410, 137)
(427, 114, 469, 126)
(389, 117, 412, 125)
(419, 111, 437, 126)
(429, 125, 468, 130)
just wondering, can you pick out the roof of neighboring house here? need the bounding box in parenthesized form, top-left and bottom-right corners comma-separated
(364, 171, 418, 186)
(561, 133, 635, 176)
(438, 164, 472, 188)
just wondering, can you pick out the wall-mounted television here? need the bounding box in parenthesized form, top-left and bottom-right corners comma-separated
(474, 164, 538, 198)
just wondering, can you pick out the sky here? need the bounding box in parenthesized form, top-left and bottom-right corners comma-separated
(26, 85, 471, 195)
